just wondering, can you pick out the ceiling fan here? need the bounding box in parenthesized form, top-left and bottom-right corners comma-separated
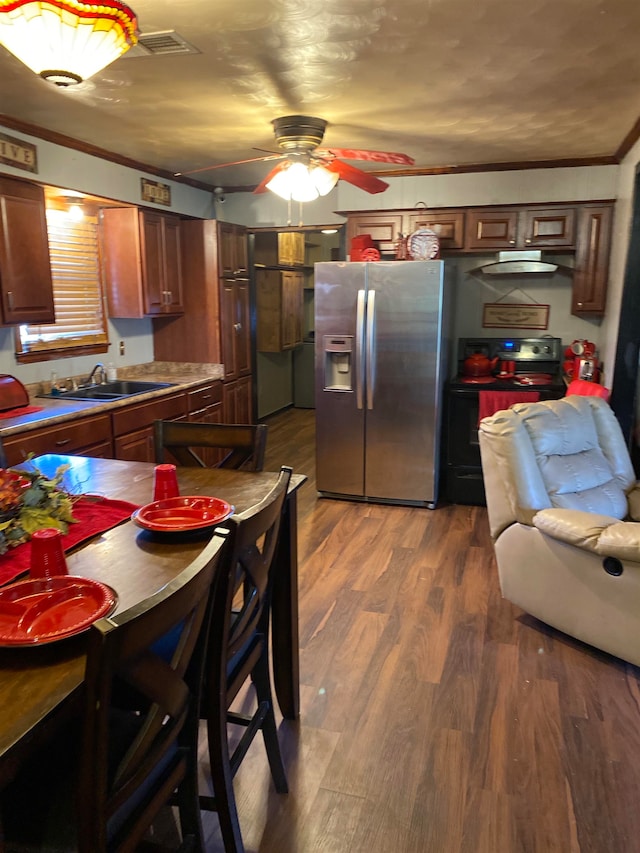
(176, 116, 415, 199)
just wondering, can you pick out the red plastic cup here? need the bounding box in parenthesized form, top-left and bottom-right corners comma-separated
(30, 528, 68, 580)
(153, 464, 180, 501)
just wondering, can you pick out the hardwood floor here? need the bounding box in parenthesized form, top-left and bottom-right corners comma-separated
(197, 407, 640, 853)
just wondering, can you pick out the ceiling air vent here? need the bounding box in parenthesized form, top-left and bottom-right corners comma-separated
(124, 31, 200, 58)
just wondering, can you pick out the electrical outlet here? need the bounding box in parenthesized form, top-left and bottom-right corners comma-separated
(119, 341, 125, 356)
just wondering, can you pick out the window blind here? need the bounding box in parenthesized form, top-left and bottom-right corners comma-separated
(18, 207, 108, 355)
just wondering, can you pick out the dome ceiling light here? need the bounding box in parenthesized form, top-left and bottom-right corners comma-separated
(0, 0, 138, 86)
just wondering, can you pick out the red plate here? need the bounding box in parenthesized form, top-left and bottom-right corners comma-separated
(131, 496, 234, 533)
(0, 576, 117, 647)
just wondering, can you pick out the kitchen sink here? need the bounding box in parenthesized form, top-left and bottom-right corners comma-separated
(38, 380, 176, 401)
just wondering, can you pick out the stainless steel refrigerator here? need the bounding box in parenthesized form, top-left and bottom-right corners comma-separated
(314, 260, 450, 508)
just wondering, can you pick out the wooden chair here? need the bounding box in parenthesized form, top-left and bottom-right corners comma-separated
(154, 420, 268, 472)
(0, 534, 226, 853)
(199, 465, 293, 853)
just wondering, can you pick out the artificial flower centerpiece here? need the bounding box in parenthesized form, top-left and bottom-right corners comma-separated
(0, 463, 77, 556)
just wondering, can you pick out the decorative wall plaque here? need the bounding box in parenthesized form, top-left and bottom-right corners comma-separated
(0, 133, 38, 173)
(140, 178, 171, 206)
(482, 302, 550, 330)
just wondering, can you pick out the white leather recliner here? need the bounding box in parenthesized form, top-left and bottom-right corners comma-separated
(479, 394, 640, 665)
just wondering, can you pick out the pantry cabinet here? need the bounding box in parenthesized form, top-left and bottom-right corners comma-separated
(152, 219, 254, 423)
(102, 207, 184, 318)
(0, 176, 55, 326)
(256, 269, 303, 352)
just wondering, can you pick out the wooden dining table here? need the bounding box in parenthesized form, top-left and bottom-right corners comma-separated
(0, 454, 306, 790)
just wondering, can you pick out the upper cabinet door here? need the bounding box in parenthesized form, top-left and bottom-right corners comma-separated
(0, 177, 55, 325)
(218, 221, 247, 276)
(103, 207, 183, 317)
(464, 209, 519, 250)
(407, 210, 465, 250)
(161, 214, 184, 311)
(346, 212, 404, 256)
(521, 207, 576, 248)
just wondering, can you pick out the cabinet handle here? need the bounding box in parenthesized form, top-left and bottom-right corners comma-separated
(167, 290, 172, 304)
(576, 301, 583, 307)
(509, 239, 516, 245)
(6, 291, 13, 309)
(55, 438, 71, 447)
(202, 394, 211, 400)
(525, 238, 531, 244)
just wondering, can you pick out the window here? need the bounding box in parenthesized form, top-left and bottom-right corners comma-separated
(15, 203, 109, 362)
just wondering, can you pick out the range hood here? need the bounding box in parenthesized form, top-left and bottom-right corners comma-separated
(471, 250, 573, 276)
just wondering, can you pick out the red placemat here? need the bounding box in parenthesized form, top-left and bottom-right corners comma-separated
(0, 496, 140, 587)
(0, 405, 44, 420)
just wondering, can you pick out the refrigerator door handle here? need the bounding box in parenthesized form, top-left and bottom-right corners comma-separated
(356, 289, 366, 410)
(366, 289, 376, 410)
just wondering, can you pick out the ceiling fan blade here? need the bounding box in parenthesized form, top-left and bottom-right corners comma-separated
(175, 153, 283, 177)
(253, 161, 288, 194)
(317, 148, 414, 166)
(325, 160, 389, 194)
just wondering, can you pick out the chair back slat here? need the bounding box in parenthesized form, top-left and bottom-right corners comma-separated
(154, 420, 268, 472)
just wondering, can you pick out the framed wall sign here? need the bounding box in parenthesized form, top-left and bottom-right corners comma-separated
(0, 133, 38, 173)
(140, 178, 171, 206)
(482, 302, 550, 330)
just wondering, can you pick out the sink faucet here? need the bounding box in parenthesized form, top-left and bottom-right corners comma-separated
(86, 363, 106, 386)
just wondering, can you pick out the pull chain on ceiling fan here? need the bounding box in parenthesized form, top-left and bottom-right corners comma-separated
(176, 115, 415, 201)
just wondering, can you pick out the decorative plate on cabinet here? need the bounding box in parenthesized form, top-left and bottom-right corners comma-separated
(407, 228, 440, 260)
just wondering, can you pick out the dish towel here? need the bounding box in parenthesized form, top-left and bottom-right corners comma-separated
(0, 405, 44, 420)
(478, 390, 540, 425)
(0, 496, 140, 587)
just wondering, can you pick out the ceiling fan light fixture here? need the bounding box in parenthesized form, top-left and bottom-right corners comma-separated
(266, 161, 339, 203)
(0, 0, 138, 86)
(267, 161, 320, 202)
(311, 164, 339, 197)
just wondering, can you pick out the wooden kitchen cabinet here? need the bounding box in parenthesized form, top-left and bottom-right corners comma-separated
(256, 268, 303, 352)
(186, 380, 224, 466)
(254, 230, 305, 267)
(223, 376, 252, 424)
(2, 414, 112, 465)
(220, 275, 251, 382)
(112, 392, 186, 462)
(102, 207, 184, 318)
(464, 205, 576, 250)
(407, 209, 465, 250)
(345, 211, 405, 256)
(218, 221, 248, 277)
(152, 219, 254, 422)
(572, 204, 613, 315)
(0, 176, 55, 326)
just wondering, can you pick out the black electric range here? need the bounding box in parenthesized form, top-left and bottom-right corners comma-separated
(444, 336, 566, 505)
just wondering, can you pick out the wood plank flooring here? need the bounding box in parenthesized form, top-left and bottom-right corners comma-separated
(195, 407, 640, 853)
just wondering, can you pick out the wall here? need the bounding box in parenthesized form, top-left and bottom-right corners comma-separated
(0, 121, 215, 387)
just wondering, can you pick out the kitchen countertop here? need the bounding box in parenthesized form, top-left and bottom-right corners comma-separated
(0, 362, 224, 438)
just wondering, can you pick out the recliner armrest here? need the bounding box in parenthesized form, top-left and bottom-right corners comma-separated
(627, 485, 640, 521)
(533, 508, 640, 561)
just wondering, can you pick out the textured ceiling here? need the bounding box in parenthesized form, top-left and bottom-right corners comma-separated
(1, 0, 640, 191)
